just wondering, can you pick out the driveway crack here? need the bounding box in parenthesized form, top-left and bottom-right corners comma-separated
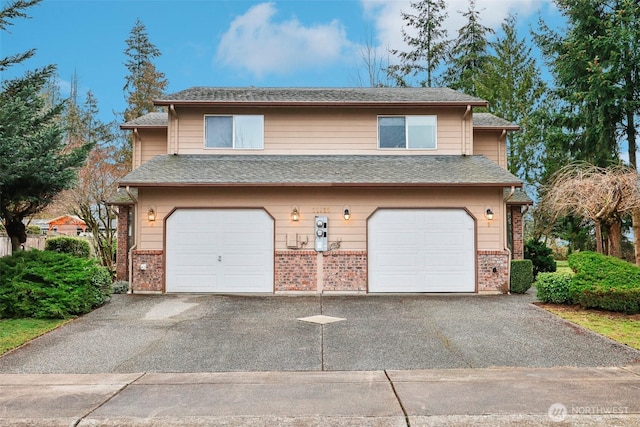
(384, 370, 411, 426)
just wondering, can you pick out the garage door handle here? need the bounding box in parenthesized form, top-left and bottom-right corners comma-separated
(218, 256, 222, 262)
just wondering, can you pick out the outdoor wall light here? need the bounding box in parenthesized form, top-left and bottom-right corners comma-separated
(485, 208, 494, 221)
(291, 206, 300, 222)
(343, 207, 351, 220)
(147, 207, 156, 222)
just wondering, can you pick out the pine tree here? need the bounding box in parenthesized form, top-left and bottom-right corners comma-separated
(0, 0, 89, 250)
(387, 0, 449, 87)
(440, 0, 493, 96)
(477, 13, 546, 183)
(123, 19, 167, 123)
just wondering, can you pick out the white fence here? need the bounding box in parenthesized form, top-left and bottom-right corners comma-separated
(0, 236, 47, 257)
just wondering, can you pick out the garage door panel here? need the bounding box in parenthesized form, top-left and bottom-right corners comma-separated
(369, 209, 475, 293)
(166, 209, 273, 293)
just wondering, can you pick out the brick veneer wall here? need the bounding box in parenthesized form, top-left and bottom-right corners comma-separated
(323, 251, 367, 292)
(116, 206, 130, 281)
(510, 206, 524, 260)
(132, 250, 164, 292)
(275, 250, 317, 291)
(477, 250, 510, 293)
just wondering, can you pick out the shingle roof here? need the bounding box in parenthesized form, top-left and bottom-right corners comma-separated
(155, 87, 488, 106)
(504, 188, 534, 205)
(106, 188, 137, 205)
(473, 113, 519, 130)
(119, 155, 521, 187)
(121, 112, 168, 129)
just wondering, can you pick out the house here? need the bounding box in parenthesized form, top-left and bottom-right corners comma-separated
(46, 215, 87, 236)
(115, 87, 531, 294)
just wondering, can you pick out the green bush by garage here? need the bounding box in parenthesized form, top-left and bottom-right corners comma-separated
(510, 259, 533, 294)
(0, 250, 111, 319)
(536, 251, 640, 314)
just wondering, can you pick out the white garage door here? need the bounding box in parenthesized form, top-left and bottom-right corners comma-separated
(368, 209, 475, 292)
(166, 209, 273, 293)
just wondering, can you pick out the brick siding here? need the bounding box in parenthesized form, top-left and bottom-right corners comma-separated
(477, 250, 510, 293)
(323, 251, 367, 292)
(275, 250, 317, 291)
(510, 206, 524, 259)
(116, 206, 130, 281)
(132, 250, 164, 292)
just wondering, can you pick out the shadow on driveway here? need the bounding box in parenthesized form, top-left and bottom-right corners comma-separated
(1, 293, 639, 373)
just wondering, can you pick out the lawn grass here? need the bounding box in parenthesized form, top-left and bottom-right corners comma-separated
(0, 318, 68, 355)
(555, 260, 573, 274)
(540, 304, 640, 350)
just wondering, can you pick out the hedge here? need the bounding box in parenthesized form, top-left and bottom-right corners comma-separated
(524, 239, 556, 278)
(45, 236, 91, 258)
(510, 259, 533, 294)
(0, 250, 111, 319)
(536, 272, 574, 304)
(566, 251, 640, 314)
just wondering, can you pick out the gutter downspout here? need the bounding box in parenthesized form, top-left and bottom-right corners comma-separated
(125, 186, 138, 294)
(169, 104, 178, 155)
(504, 185, 516, 294)
(462, 105, 472, 155)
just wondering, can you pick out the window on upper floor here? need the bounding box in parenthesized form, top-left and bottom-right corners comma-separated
(378, 115, 437, 149)
(205, 115, 264, 149)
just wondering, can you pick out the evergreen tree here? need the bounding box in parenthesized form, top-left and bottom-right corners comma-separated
(476, 13, 546, 183)
(440, 0, 493, 96)
(0, 0, 89, 250)
(387, 0, 449, 87)
(123, 19, 167, 123)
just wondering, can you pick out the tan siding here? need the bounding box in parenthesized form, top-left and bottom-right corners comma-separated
(473, 130, 500, 164)
(136, 186, 504, 252)
(173, 106, 467, 155)
(138, 128, 168, 166)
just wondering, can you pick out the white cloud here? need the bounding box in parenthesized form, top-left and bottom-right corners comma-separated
(216, 2, 350, 78)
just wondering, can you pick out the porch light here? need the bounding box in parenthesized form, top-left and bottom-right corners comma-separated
(343, 207, 351, 220)
(485, 208, 494, 221)
(147, 207, 156, 222)
(291, 206, 300, 222)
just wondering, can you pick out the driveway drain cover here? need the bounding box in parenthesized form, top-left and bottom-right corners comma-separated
(297, 315, 346, 325)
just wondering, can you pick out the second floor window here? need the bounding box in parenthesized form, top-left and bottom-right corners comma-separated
(378, 116, 436, 149)
(205, 115, 264, 149)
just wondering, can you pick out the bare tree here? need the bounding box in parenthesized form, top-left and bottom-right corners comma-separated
(352, 29, 392, 87)
(538, 162, 640, 257)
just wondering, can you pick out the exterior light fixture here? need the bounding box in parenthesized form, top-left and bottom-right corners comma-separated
(485, 208, 494, 221)
(147, 207, 156, 222)
(291, 206, 300, 221)
(343, 207, 351, 220)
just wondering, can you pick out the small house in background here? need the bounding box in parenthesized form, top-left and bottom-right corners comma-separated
(46, 215, 87, 236)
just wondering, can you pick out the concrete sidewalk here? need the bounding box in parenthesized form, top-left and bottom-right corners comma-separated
(1, 366, 640, 426)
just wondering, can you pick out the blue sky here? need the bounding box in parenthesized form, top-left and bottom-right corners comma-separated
(1, 0, 562, 124)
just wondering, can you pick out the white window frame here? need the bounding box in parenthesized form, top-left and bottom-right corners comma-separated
(204, 114, 264, 149)
(377, 115, 437, 150)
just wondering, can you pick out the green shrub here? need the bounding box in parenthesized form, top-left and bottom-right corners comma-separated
(524, 239, 557, 278)
(112, 280, 129, 294)
(536, 272, 574, 304)
(45, 236, 91, 258)
(0, 250, 111, 319)
(567, 251, 640, 314)
(510, 259, 533, 294)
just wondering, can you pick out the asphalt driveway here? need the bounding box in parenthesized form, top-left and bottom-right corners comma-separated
(1, 292, 639, 373)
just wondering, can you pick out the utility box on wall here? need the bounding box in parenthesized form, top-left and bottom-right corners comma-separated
(314, 216, 328, 252)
